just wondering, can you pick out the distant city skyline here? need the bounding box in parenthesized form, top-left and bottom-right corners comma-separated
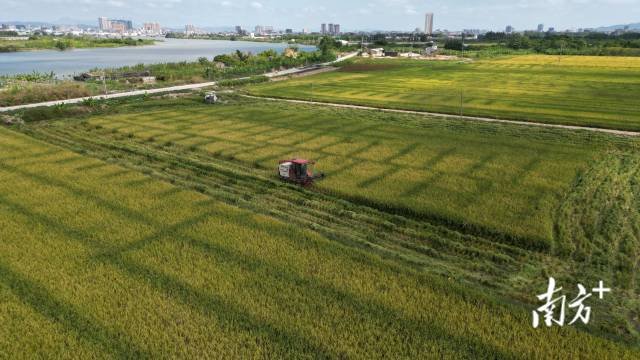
(2, 0, 640, 31)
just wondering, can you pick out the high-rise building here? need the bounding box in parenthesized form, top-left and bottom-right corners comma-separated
(424, 13, 434, 35)
(185, 24, 197, 35)
(505, 25, 514, 33)
(110, 23, 126, 33)
(110, 19, 133, 31)
(144, 22, 161, 34)
(537, 24, 544, 32)
(321, 23, 327, 34)
(334, 24, 340, 34)
(285, 28, 293, 34)
(98, 17, 110, 31)
(254, 25, 273, 35)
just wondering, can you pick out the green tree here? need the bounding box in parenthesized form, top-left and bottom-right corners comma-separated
(318, 36, 335, 56)
(54, 40, 71, 51)
(372, 33, 388, 46)
(444, 39, 463, 50)
(506, 34, 531, 50)
(235, 50, 251, 62)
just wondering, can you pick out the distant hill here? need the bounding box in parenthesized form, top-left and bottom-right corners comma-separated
(596, 22, 640, 32)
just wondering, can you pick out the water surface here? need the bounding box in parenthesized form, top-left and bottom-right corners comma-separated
(0, 38, 315, 77)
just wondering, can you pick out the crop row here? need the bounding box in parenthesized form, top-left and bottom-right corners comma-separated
(248, 56, 640, 131)
(5, 125, 640, 357)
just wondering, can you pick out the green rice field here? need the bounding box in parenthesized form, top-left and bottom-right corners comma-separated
(248, 55, 640, 131)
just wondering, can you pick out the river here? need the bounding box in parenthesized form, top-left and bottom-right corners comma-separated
(0, 38, 316, 77)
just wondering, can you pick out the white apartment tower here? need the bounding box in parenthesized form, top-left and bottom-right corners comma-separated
(424, 13, 434, 35)
(98, 17, 110, 31)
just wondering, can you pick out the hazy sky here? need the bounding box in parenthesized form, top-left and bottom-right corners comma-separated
(2, 0, 640, 31)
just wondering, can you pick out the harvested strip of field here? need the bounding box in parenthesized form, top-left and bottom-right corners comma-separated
(555, 151, 640, 336)
(4, 125, 640, 358)
(249, 55, 640, 131)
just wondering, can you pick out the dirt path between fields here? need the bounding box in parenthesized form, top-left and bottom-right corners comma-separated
(241, 95, 640, 137)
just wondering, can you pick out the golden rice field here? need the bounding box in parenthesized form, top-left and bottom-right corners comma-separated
(2, 106, 640, 358)
(79, 99, 638, 249)
(248, 55, 640, 131)
(490, 54, 640, 68)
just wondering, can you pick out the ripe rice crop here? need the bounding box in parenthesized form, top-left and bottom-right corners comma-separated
(81, 99, 638, 249)
(248, 55, 640, 131)
(1, 118, 639, 358)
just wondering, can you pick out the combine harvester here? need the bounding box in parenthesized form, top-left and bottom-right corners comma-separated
(278, 159, 325, 186)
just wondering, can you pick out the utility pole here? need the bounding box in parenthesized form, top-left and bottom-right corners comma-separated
(410, 33, 414, 55)
(102, 70, 107, 96)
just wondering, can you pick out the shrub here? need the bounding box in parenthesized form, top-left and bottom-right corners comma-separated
(218, 76, 269, 87)
(0, 82, 92, 107)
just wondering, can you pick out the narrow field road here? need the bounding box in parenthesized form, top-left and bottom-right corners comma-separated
(241, 95, 640, 137)
(0, 52, 358, 113)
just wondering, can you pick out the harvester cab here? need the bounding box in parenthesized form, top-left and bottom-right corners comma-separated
(204, 91, 218, 104)
(278, 159, 325, 186)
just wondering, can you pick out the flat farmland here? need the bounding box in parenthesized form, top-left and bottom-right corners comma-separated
(248, 55, 640, 131)
(81, 99, 637, 249)
(6, 123, 640, 358)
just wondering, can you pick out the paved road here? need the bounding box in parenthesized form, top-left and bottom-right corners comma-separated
(241, 95, 640, 137)
(0, 52, 358, 113)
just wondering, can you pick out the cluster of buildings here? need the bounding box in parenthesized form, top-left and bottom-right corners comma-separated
(97, 17, 164, 36)
(0, 19, 164, 37)
(98, 17, 133, 33)
(254, 25, 275, 35)
(7, 11, 636, 41)
(422, 12, 593, 37)
(143, 22, 162, 34)
(184, 24, 202, 35)
(422, 12, 602, 37)
(506, 24, 554, 34)
(320, 23, 341, 35)
(229, 24, 336, 38)
(504, 24, 605, 34)
(0, 23, 86, 36)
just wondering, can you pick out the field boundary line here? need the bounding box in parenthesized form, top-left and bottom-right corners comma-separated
(241, 95, 640, 137)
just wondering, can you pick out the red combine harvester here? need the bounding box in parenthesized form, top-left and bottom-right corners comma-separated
(278, 159, 325, 186)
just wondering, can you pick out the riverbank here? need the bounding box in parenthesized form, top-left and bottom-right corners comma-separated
(0, 36, 155, 52)
(0, 47, 344, 107)
(0, 38, 316, 77)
